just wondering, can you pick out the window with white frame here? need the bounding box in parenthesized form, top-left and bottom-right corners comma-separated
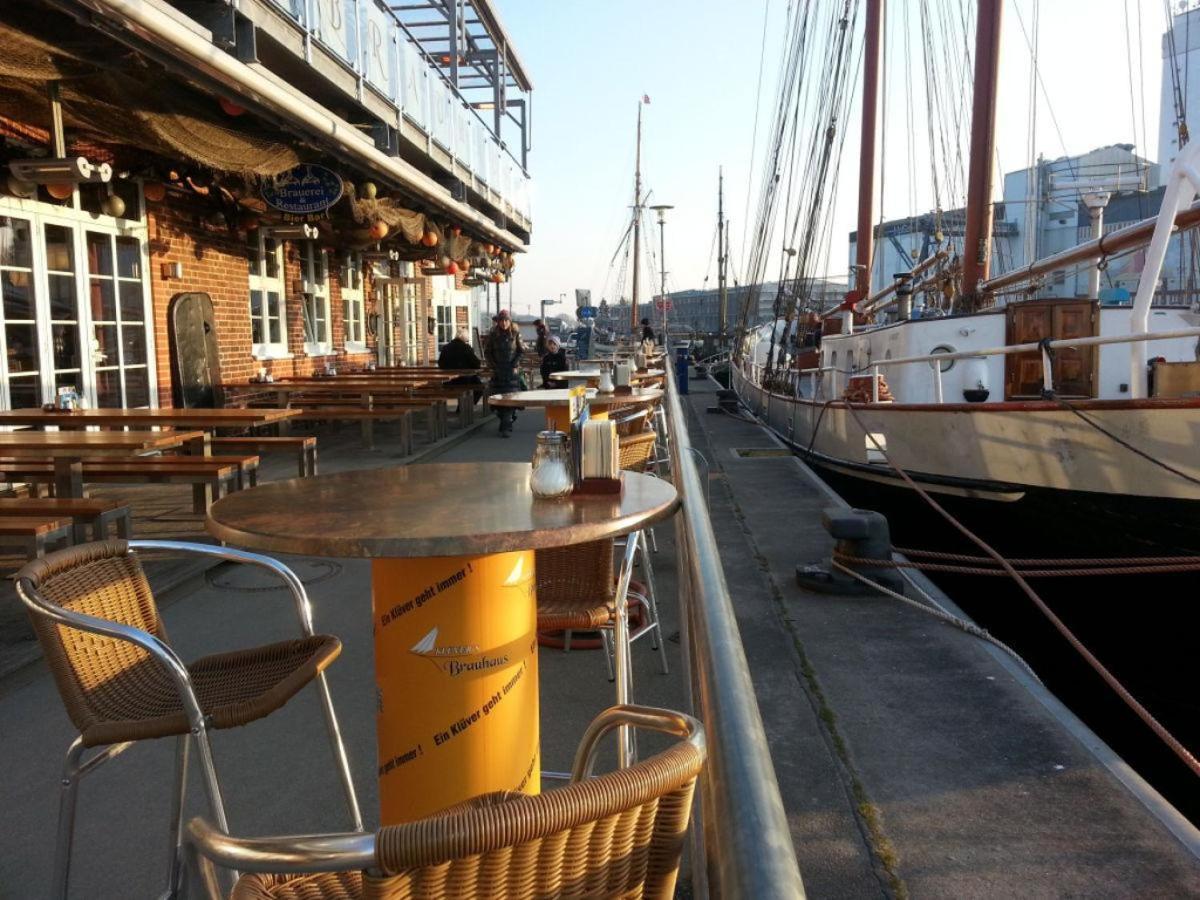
(299, 242, 330, 355)
(435, 304, 454, 346)
(247, 232, 287, 358)
(0, 201, 154, 410)
(403, 281, 418, 364)
(342, 252, 366, 351)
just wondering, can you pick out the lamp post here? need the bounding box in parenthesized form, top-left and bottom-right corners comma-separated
(650, 204, 673, 343)
(540, 295, 559, 325)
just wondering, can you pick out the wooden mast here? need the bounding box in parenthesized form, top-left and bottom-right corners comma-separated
(718, 167, 728, 345)
(851, 0, 884, 307)
(961, 0, 1005, 308)
(630, 101, 644, 331)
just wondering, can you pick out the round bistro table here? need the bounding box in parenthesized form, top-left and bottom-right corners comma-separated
(488, 387, 665, 431)
(206, 462, 679, 823)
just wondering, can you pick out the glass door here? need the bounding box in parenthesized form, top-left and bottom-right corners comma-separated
(86, 231, 152, 406)
(0, 216, 41, 410)
(43, 223, 84, 400)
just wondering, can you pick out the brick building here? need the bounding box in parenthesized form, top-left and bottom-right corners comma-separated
(0, 0, 531, 411)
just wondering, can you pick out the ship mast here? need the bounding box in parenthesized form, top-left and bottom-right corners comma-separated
(718, 167, 728, 346)
(630, 101, 644, 331)
(851, 0, 884, 309)
(960, 0, 1004, 309)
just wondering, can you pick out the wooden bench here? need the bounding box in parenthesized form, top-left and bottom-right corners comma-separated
(0, 498, 132, 542)
(157, 455, 260, 490)
(285, 409, 414, 454)
(209, 436, 317, 478)
(288, 397, 446, 440)
(0, 459, 241, 513)
(0, 515, 74, 558)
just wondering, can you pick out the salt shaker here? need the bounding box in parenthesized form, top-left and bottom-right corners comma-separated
(530, 431, 574, 499)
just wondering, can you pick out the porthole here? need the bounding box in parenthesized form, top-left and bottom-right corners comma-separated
(928, 344, 956, 372)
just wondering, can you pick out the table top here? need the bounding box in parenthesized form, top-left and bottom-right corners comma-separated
(206, 462, 679, 558)
(556, 369, 665, 379)
(487, 388, 596, 408)
(0, 429, 205, 455)
(0, 407, 298, 427)
(489, 387, 663, 408)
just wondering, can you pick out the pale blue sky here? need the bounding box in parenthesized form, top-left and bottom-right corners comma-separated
(499, 0, 1168, 316)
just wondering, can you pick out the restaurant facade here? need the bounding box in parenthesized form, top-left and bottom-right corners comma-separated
(0, 0, 532, 410)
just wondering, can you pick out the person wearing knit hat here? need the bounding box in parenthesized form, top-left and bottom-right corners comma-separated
(484, 308, 524, 437)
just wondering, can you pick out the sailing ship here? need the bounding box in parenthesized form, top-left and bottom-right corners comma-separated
(734, 0, 1200, 556)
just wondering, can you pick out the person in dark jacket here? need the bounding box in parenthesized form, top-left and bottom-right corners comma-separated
(438, 328, 483, 401)
(640, 317, 656, 344)
(484, 309, 524, 436)
(540, 336, 568, 387)
(534, 318, 549, 356)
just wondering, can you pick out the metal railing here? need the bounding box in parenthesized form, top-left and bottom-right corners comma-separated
(662, 364, 807, 898)
(747, 325, 1200, 403)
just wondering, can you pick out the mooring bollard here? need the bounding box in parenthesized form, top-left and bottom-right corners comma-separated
(675, 346, 690, 394)
(796, 507, 905, 595)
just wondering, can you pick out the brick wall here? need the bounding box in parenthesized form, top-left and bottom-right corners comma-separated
(145, 193, 376, 406)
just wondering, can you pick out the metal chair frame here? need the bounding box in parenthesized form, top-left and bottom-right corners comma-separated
(185, 705, 705, 898)
(14, 540, 363, 900)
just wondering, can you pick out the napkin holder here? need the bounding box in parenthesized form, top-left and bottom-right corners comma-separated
(572, 474, 623, 495)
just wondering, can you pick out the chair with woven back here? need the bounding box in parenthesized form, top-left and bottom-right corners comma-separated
(186, 705, 706, 900)
(14, 539, 362, 899)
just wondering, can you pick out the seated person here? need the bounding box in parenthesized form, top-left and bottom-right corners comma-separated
(438, 327, 484, 400)
(540, 336, 569, 387)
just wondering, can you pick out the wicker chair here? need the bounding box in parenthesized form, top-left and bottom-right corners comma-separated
(187, 705, 706, 900)
(14, 539, 363, 899)
(536, 535, 668, 692)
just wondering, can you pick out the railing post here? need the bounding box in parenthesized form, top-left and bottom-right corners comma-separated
(933, 363, 943, 404)
(871, 365, 880, 403)
(1041, 342, 1054, 395)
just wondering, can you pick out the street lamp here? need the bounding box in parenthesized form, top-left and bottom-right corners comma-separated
(649, 204, 673, 343)
(540, 295, 559, 322)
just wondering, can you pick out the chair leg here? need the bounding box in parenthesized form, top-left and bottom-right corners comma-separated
(192, 723, 238, 890)
(166, 733, 190, 898)
(52, 738, 131, 900)
(599, 629, 616, 682)
(312, 672, 364, 830)
(51, 737, 87, 900)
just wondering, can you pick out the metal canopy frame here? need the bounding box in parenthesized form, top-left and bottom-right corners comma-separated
(387, 0, 531, 151)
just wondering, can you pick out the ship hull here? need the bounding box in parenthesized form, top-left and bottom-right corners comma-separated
(732, 364, 1200, 555)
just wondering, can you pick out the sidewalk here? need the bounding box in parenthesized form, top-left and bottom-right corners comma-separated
(0, 408, 688, 896)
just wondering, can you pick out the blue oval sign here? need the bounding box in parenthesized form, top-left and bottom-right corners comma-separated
(261, 164, 345, 215)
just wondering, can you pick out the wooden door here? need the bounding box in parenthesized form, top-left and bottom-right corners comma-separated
(1004, 300, 1097, 399)
(168, 292, 223, 408)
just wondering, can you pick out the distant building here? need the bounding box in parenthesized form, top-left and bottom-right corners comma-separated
(666, 279, 846, 335)
(1159, 2, 1200, 170)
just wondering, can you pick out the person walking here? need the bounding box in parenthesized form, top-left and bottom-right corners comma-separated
(485, 309, 524, 437)
(533, 318, 549, 356)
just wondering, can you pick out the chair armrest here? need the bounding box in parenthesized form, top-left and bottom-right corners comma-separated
(186, 816, 375, 886)
(129, 540, 317, 636)
(571, 704, 706, 781)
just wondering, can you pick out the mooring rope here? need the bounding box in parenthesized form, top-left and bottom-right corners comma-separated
(837, 402, 1200, 779)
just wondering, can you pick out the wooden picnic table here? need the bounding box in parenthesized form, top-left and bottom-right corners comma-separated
(0, 409, 302, 509)
(0, 430, 206, 498)
(487, 387, 665, 430)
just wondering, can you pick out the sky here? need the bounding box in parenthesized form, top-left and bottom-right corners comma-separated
(497, 0, 1172, 317)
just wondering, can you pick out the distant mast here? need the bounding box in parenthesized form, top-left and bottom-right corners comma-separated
(852, 0, 884, 307)
(718, 167, 728, 346)
(961, 0, 1004, 308)
(630, 99, 645, 331)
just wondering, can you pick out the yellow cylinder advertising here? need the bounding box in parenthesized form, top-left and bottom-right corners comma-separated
(371, 550, 539, 823)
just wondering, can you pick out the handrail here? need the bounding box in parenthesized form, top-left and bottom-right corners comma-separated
(842, 325, 1200, 373)
(662, 365, 807, 898)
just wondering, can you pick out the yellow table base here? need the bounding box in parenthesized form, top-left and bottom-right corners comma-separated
(544, 407, 608, 432)
(372, 550, 539, 823)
